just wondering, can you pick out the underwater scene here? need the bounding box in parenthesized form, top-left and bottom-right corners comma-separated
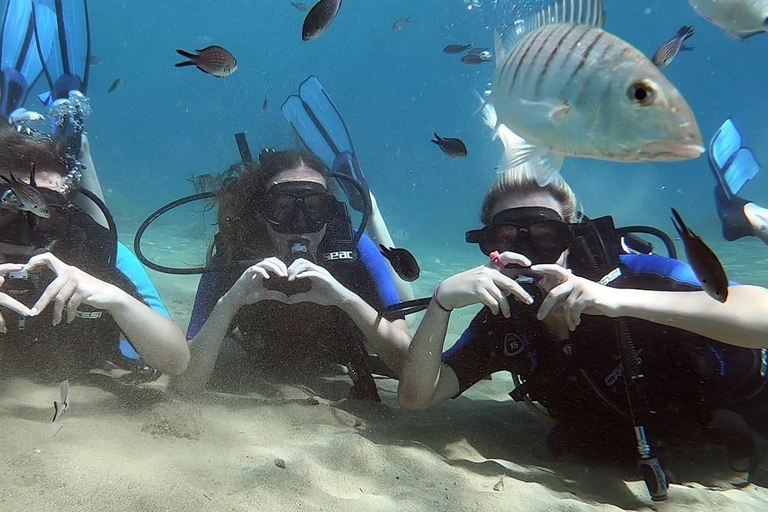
(3, 0, 768, 510)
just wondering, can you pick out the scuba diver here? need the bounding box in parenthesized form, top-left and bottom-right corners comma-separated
(0, 0, 189, 379)
(0, 122, 189, 379)
(396, 165, 768, 496)
(170, 148, 411, 400)
(710, 118, 768, 247)
(167, 77, 412, 399)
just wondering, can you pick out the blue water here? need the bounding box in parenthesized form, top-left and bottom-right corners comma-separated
(73, 0, 768, 259)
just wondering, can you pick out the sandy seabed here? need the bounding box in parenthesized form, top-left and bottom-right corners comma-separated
(3, 225, 768, 511)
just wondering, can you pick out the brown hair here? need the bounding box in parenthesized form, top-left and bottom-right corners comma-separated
(216, 149, 328, 262)
(480, 167, 580, 225)
(0, 123, 66, 179)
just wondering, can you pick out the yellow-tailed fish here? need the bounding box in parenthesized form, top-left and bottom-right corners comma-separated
(489, 0, 703, 186)
(688, 0, 768, 39)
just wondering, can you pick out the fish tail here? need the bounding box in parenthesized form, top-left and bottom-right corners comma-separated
(176, 48, 196, 59)
(678, 25, 695, 40)
(379, 244, 391, 254)
(430, 133, 442, 144)
(670, 207, 688, 237)
(174, 61, 195, 68)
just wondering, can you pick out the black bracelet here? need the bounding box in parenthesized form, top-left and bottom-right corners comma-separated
(432, 286, 452, 313)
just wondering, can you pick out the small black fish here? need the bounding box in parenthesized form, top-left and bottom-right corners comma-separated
(52, 380, 70, 423)
(290, 1, 310, 12)
(380, 245, 420, 282)
(460, 53, 490, 65)
(88, 55, 102, 66)
(653, 26, 694, 70)
(302, 0, 343, 41)
(176, 46, 237, 78)
(0, 163, 50, 218)
(431, 133, 467, 159)
(443, 44, 472, 54)
(107, 78, 122, 93)
(263, 98, 268, 110)
(670, 207, 728, 302)
(393, 17, 410, 30)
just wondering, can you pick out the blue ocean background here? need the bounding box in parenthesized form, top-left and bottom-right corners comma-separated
(72, 0, 768, 281)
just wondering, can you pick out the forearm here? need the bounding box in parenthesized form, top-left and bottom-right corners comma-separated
(614, 285, 768, 349)
(745, 203, 768, 246)
(106, 289, 190, 375)
(171, 294, 239, 394)
(397, 300, 452, 410)
(339, 291, 410, 376)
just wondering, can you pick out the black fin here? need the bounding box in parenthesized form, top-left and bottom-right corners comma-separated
(174, 61, 195, 68)
(175, 48, 196, 59)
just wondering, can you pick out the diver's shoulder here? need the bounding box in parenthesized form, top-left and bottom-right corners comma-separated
(618, 253, 701, 289)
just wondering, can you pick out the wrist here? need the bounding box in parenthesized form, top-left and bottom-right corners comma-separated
(432, 285, 452, 314)
(218, 290, 245, 316)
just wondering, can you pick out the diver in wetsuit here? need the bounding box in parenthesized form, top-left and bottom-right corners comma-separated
(0, 123, 189, 380)
(172, 149, 411, 400)
(398, 167, 768, 487)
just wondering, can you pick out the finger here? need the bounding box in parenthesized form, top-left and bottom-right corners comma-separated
(529, 264, 569, 280)
(250, 267, 270, 281)
(288, 259, 321, 279)
(0, 293, 32, 317)
(478, 289, 500, 315)
(537, 281, 572, 321)
(24, 252, 68, 275)
(487, 284, 511, 318)
(53, 280, 78, 326)
(30, 274, 70, 316)
(496, 251, 532, 268)
(257, 260, 287, 278)
(0, 263, 24, 275)
(492, 274, 533, 305)
(571, 295, 594, 328)
(0, 311, 5, 334)
(263, 257, 289, 274)
(66, 291, 84, 324)
(563, 289, 582, 331)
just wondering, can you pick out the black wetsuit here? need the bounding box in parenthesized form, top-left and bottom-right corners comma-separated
(187, 232, 405, 401)
(0, 218, 147, 382)
(443, 254, 768, 463)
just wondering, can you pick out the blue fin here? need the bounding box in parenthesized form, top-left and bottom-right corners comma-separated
(709, 118, 761, 196)
(0, 0, 54, 117)
(32, 0, 90, 100)
(282, 76, 369, 212)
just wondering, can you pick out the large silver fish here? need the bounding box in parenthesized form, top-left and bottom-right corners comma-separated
(688, 0, 768, 39)
(489, 0, 703, 185)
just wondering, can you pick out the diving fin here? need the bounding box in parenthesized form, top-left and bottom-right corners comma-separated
(33, 0, 90, 103)
(0, 0, 54, 118)
(281, 75, 369, 212)
(709, 118, 761, 197)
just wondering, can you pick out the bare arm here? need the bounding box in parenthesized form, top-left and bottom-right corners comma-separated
(171, 292, 238, 394)
(614, 285, 768, 349)
(745, 203, 768, 246)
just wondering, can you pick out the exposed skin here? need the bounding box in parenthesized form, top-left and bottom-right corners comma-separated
(745, 202, 768, 245)
(0, 169, 190, 375)
(172, 165, 412, 394)
(398, 191, 768, 411)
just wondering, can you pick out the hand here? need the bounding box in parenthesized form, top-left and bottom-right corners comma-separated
(284, 258, 352, 307)
(224, 257, 292, 308)
(529, 264, 620, 331)
(436, 251, 534, 318)
(0, 263, 33, 333)
(25, 252, 125, 325)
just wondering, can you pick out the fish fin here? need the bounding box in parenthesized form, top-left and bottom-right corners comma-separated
(670, 207, 691, 239)
(61, 380, 69, 404)
(29, 163, 36, 188)
(519, 98, 571, 125)
(176, 49, 197, 59)
(510, 0, 605, 45)
(477, 91, 499, 140)
(195, 66, 215, 76)
(52, 401, 59, 422)
(678, 25, 695, 39)
(680, 44, 694, 52)
(500, 137, 564, 186)
(174, 61, 195, 67)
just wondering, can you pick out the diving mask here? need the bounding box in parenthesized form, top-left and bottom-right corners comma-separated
(466, 207, 574, 264)
(261, 181, 338, 235)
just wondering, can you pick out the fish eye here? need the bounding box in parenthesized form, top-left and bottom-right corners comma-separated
(627, 80, 656, 107)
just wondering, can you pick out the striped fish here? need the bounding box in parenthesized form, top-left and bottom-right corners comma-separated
(688, 0, 768, 40)
(652, 26, 695, 69)
(0, 164, 50, 218)
(489, 0, 703, 186)
(175, 46, 237, 78)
